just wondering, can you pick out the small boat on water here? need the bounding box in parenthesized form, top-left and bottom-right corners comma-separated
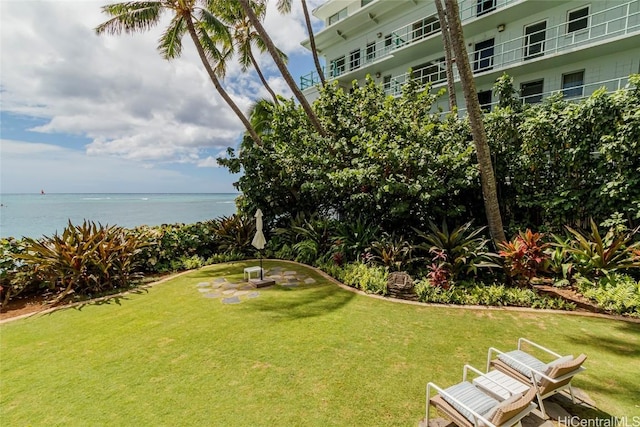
(41, 189, 46, 195)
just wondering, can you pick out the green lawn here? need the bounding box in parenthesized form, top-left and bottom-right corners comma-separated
(1, 261, 639, 426)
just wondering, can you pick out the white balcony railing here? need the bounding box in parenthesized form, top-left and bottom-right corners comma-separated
(301, 0, 640, 90)
(382, 0, 639, 97)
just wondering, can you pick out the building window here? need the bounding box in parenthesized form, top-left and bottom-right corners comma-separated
(383, 75, 392, 93)
(411, 16, 440, 40)
(366, 42, 376, 62)
(562, 70, 585, 98)
(330, 56, 345, 77)
(384, 34, 393, 52)
(524, 21, 546, 60)
(413, 58, 446, 86)
(349, 49, 361, 70)
(521, 79, 544, 104)
(361, 0, 374, 6)
(477, 0, 496, 17)
(567, 6, 589, 33)
(477, 90, 492, 112)
(474, 38, 494, 72)
(328, 7, 348, 25)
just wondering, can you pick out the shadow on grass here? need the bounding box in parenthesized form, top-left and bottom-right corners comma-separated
(566, 325, 640, 358)
(242, 283, 356, 321)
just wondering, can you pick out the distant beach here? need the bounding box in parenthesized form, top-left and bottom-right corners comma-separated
(0, 193, 239, 239)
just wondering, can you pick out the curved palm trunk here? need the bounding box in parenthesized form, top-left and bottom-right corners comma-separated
(249, 49, 279, 105)
(301, 0, 325, 86)
(237, 0, 328, 137)
(184, 14, 263, 147)
(435, 0, 457, 110)
(443, 0, 505, 244)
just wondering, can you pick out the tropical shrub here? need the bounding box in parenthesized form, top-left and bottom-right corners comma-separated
(576, 274, 640, 317)
(273, 213, 335, 265)
(415, 221, 499, 287)
(333, 218, 380, 263)
(210, 214, 256, 255)
(0, 238, 43, 308)
(562, 219, 640, 278)
(341, 263, 388, 295)
(367, 233, 413, 272)
(132, 221, 219, 273)
(499, 229, 549, 285)
(18, 221, 147, 304)
(414, 279, 575, 310)
(206, 252, 245, 264)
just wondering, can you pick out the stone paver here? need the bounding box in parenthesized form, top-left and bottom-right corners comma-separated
(194, 269, 318, 304)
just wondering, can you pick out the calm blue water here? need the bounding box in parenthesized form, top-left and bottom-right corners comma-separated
(0, 193, 239, 239)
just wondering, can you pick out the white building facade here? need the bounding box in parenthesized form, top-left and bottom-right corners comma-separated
(300, 0, 640, 110)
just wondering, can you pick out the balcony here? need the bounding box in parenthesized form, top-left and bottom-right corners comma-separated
(382, 0, 640, 96)
(301, 0, 521, 89)
(301, 0, 639, 91)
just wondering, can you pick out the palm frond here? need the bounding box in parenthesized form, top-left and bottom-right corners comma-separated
(95, 1, 164, 35)
(197, 8, 232, 47)
(276, 0, 292, 14)
(158, 14, 186, 59)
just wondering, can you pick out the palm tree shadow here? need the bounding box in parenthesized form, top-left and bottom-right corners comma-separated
(243, 283, 356, 321)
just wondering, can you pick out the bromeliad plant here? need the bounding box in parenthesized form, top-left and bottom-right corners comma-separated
(498, 229, 550, 285)
(367, 233, 413, 272)
(561, 219, 640, 279)
(18, 221, 148, 304)
(415, 221, 499, 287)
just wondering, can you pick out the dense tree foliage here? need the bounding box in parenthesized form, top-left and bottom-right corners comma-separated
(220, 74, 640, 236)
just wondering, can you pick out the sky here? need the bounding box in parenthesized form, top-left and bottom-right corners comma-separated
(0, 0, 323, 194)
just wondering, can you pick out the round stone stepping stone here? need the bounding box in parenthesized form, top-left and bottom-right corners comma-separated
(210, 283, 222, 289)
(304, 278, 316, 284)
(222, 296, 241, 304)
(222, 283, 240, 289)
(246, 292, 260, 299)
(204, 292, 222, 298)
(234, 291, 249, 297)
(198, 288, 212, 293)
(196, 282, 210, 287)
(213, 278, 226, 283)
(222, 289, 236, 295)
(239, 284, 254, 291)
(281, 282, 299, 288)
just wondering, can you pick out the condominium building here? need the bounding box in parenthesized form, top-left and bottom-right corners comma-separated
(299, 0, 640, 110)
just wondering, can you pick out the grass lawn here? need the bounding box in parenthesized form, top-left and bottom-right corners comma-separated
(1, 261, 639, 426)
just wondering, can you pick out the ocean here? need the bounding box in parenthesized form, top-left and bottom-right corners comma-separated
(0, 193, 239, 239)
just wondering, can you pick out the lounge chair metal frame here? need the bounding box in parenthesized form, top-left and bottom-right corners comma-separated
(486, 338, 586, 419)
(426, 365, 536, 427)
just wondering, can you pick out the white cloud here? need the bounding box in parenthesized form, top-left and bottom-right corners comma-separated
(0, 139, 232, 193)
(0, 0, 316, 166)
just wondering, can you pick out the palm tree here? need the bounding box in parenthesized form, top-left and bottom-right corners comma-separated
(217, 1, 286, 105)
(237, 0, 328, 137)
(95, 0, 264, 147)
(434, 0, 457, 110)
(443, 0, 505, 244)
(277, 0, 325, 86)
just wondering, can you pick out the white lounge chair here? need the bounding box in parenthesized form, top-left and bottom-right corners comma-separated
(426, 365, 537, 427)
(487, 338, 587, 419)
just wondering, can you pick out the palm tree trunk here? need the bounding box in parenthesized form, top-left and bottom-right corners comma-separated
(249, 49, 279, 105)
(301, 0, 325, 86)
(184, 14, 263, 147)
(435, 0, 457, 110)
(237, 0, 328, 137)
(443, 0, 505, 244)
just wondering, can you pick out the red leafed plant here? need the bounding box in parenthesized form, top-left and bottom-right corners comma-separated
(498, 229, 550, 285)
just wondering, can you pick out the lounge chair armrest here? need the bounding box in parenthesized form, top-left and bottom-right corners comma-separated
(517, 338, 563, 359)
(427, 382, 496, 427)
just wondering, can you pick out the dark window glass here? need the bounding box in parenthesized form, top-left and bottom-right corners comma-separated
(477, 90, 492, 112)
(412, 16, 440, 40)
(366, 42, 376, 61)
(568, 7, 589, 33)
(521, 80, 544, 104)
(524, 22, 546, 60)
(477, 0, 496, 16)
(330, 56, 345, 77)
(474, 38, 494, 72)
(562, 71, 584, 97)
(349, 49, 361, 70)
